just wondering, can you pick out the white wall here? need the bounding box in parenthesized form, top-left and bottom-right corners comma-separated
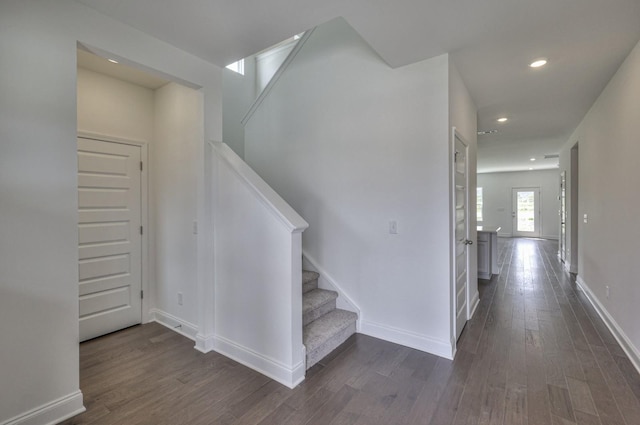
(245, 18, 454, 357)
(153, 83, 203, 333)
(77, 68, 155, 141)
(559, 38, 640, 370)
(222, 58, 257, 158)
(478, 169, 560, 239)
(0, 1, 221, 423)
(449, 58, 479, 329)
(255, 40, 297, 95)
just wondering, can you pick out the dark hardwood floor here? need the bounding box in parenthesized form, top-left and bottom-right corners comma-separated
(61, 238, 640, 425)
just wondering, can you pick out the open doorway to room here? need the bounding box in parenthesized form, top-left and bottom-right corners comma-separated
(76, 46, 204, 341)
(569, 143, 579, 273)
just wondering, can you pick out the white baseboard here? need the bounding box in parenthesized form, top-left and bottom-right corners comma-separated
(194, 333, 216, 353)
(576, 276, 640, 376)
(302, 251, 361, 330)
(149, 308, 198, 341)
(213, 335, 305, 389)
(563, 261, 572, 274)
(498, 232, 512, 238)
(542, 235, 559, 240)
(360, 320, 453, 360)
(1, 390, 84, 425)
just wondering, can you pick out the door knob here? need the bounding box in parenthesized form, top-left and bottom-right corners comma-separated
(464, 239, 473, 245)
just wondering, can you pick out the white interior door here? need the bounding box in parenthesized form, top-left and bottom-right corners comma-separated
(453, 133, 470, 340)
(512, 187, 541, 237)
(78, 137, 142, 341)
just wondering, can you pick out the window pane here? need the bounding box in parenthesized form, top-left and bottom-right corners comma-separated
(516, 191, 535, 232)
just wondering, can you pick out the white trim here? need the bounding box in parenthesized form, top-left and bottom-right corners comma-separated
(360, 320, 453, 360)
(576, 276, 640, 376)
(149, 308, 198, 341)
(77, 132, 151, 324)
(194, 333, 216, 353)
(1, 391, 84, 425)
(302, 251, 361, 329)
(213, 335, 305, 389)
(210, 142, 308, 233)
(542, 235, 559, 240)
(468, 291, 480, 320)
(563, 261, 572, 274)
(498, 232, 513, 238)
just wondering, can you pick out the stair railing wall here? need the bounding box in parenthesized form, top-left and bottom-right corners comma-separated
(209, 141, 308, 388)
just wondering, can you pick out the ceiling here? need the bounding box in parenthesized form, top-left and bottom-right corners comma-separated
(74, 0, 640, 173)
(77, 48, 170, 89)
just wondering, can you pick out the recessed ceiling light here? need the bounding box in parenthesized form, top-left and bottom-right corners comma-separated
(530, 158, 536, 161)
(529, 167, 534, 170)
(107, 59, 118, 64)
(497, 117, 508, 123)
(530, 58, 547, 68)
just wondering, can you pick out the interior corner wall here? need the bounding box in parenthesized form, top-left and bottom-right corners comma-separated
(222, 57, 257, 158)
(477, 169, 560, 239)
(0, 1, 221, 423)
(448, 56, 479, 330)
(244, 18, 453, 356)
(77, 67, 155, 141)
(559, 38, 640, 365)
(153, 82, 203, 330)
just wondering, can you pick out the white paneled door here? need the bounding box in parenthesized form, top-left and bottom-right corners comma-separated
(453, 133, 470, 340)
(77, 137, 142, 341)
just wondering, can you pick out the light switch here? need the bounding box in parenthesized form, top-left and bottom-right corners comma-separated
(583, 214, 588, 224)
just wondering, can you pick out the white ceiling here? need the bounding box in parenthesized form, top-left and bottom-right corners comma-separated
(74, 0, 640, 173)
(77, 48, 170, 89)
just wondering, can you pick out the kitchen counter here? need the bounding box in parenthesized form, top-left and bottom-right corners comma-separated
(477, 226, 501, 279)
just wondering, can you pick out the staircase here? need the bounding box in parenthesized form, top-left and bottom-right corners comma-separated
(302, 270, 358, 369)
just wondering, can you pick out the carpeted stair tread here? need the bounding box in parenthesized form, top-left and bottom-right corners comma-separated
(303, 289, 337, 314)
(302, 270, 319, 294)
(303, 309, 357, 352)
(303, 289, 338, 326)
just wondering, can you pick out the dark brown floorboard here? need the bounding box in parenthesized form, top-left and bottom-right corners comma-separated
(61, 238, 640, 425)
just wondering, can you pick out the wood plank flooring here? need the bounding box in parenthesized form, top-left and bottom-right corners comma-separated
(61, 238, 640, 425)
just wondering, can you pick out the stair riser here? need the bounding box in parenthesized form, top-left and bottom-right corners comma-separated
(302, 279, 318, 294)
(303, 299, 336, 326)
(306, 320, 356, 369)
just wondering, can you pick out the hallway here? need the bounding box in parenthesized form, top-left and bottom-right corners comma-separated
(62, 238, 640, 425)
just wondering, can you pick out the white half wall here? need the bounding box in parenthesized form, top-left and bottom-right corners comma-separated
(212, 143, 308, 388)
(244, 18, 454, 357)
(478, 169, 560, 239)
(559, 38, 640, 370)
(0, 1, 221, 423)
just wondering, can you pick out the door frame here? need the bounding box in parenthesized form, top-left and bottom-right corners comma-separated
(560, 171, 566, 262)
(450, 127, 471, 353)
(78, 131, 150, 324)
(512, 187, 541, 237)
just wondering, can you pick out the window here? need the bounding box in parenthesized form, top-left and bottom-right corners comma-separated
(225, 58, 244, 75)
(477, 187, 483, 222)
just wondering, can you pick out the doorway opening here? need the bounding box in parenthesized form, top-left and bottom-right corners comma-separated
(569, 143, 579, 273)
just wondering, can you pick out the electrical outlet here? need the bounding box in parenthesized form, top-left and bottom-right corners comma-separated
(389, 220, 398, 234)
(605, 286, 610, 299)
(177, 292, 183, 306)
